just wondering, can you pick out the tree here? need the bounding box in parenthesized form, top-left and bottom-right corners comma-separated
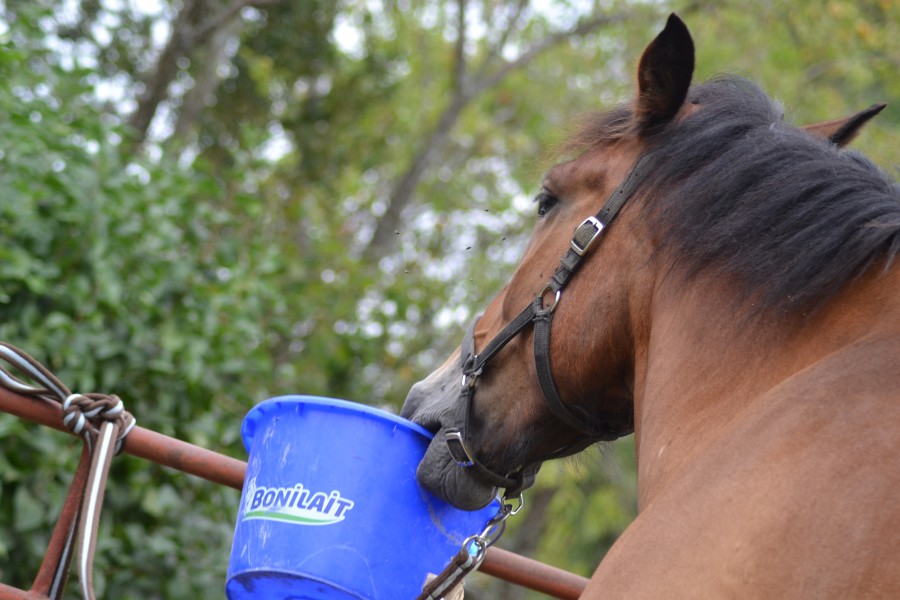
(0, 10, 289, 596)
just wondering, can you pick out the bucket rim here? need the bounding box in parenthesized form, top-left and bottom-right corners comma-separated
(242, 395, 434, 449)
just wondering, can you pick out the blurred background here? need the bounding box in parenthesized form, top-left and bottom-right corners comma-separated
(0, 0, 896, 597)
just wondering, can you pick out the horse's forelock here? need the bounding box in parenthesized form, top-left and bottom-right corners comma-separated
(553, 105, 633, 162)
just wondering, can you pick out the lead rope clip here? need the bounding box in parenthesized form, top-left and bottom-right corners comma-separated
(416, 494, 523, 600)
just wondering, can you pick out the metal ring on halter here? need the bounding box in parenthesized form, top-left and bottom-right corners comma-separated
(538, 284, 561, 313)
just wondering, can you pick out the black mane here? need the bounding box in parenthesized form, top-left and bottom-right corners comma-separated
(640, 76, 900, 316)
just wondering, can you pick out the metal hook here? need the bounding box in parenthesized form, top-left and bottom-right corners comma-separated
(503, 493, 524, 516)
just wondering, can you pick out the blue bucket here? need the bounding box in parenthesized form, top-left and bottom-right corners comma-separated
(226, 395, 498, 599)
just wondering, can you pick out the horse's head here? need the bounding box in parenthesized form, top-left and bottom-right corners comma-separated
(400, 14, 887, 510)
(400, 14, 694, 509)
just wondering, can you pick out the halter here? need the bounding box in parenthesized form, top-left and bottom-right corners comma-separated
(444, 150, 660, 496)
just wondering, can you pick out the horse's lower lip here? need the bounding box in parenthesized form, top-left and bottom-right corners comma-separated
(415, 429, 498, 510)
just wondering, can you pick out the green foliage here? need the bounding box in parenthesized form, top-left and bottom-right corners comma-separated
(0, 14, 256, 597)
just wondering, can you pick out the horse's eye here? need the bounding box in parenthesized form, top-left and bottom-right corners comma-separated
(535, 192, 559, 217)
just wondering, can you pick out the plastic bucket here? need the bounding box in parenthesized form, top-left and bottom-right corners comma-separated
(226, 395, 498, 599)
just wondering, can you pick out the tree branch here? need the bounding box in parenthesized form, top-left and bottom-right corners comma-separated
(472, 9, 634, 98)
(365, 94, 469, 262)
(126, 0, 200, 149)
(126, 0, 281, 151)
(478, 0, 529, 75)
(452, 0, 467, 94)
(172, 15, 241, 143)
(192, 0, 281, 44)
(364, 7, 635, 263)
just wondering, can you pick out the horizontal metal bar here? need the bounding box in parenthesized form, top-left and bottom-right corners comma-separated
(0, 582, 43, 599)
(0, 387, 247, 490)
(478, 549, 588, 599)
(0, 387, 589, 596)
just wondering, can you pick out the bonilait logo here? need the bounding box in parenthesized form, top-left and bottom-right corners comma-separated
(242, 478, 355, 526)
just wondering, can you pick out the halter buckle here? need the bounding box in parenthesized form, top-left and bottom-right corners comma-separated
(571, 216, 604, 256)
(445, 429, 476, 467)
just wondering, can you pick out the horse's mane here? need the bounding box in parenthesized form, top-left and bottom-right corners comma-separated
(577, 76, 900, 317)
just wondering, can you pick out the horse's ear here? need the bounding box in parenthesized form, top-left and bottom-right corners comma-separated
(802, 103, 886, 147)
(634, 13, 695, 134)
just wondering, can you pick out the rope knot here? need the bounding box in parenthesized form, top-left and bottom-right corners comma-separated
(63, 393, 136, 450)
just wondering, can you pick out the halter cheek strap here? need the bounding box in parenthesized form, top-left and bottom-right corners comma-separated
(444, 317, 540, 496)
(444, 151, 659, 495)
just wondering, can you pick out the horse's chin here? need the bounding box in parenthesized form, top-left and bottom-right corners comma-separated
(416, 431, 498, 511)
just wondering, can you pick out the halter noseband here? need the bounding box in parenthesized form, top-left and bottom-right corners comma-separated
(444, 150, 659, 496)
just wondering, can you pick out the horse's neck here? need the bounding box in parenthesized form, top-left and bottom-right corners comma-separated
(632, 263, 900, 509)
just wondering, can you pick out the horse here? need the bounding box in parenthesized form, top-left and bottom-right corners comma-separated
(400, 13, 900, 598)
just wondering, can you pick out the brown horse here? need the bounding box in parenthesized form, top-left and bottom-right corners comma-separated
(401, 14, 900, 598)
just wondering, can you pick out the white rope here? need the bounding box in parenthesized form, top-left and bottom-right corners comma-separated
(79, 422, 117, 599)
(50, 521, 77, 600)
(0, 344, 67, 398)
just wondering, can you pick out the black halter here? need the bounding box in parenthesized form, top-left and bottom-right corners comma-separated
(444, 151, 659, 496)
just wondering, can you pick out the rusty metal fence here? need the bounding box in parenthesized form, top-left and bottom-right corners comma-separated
(0, 384, 588, 599)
